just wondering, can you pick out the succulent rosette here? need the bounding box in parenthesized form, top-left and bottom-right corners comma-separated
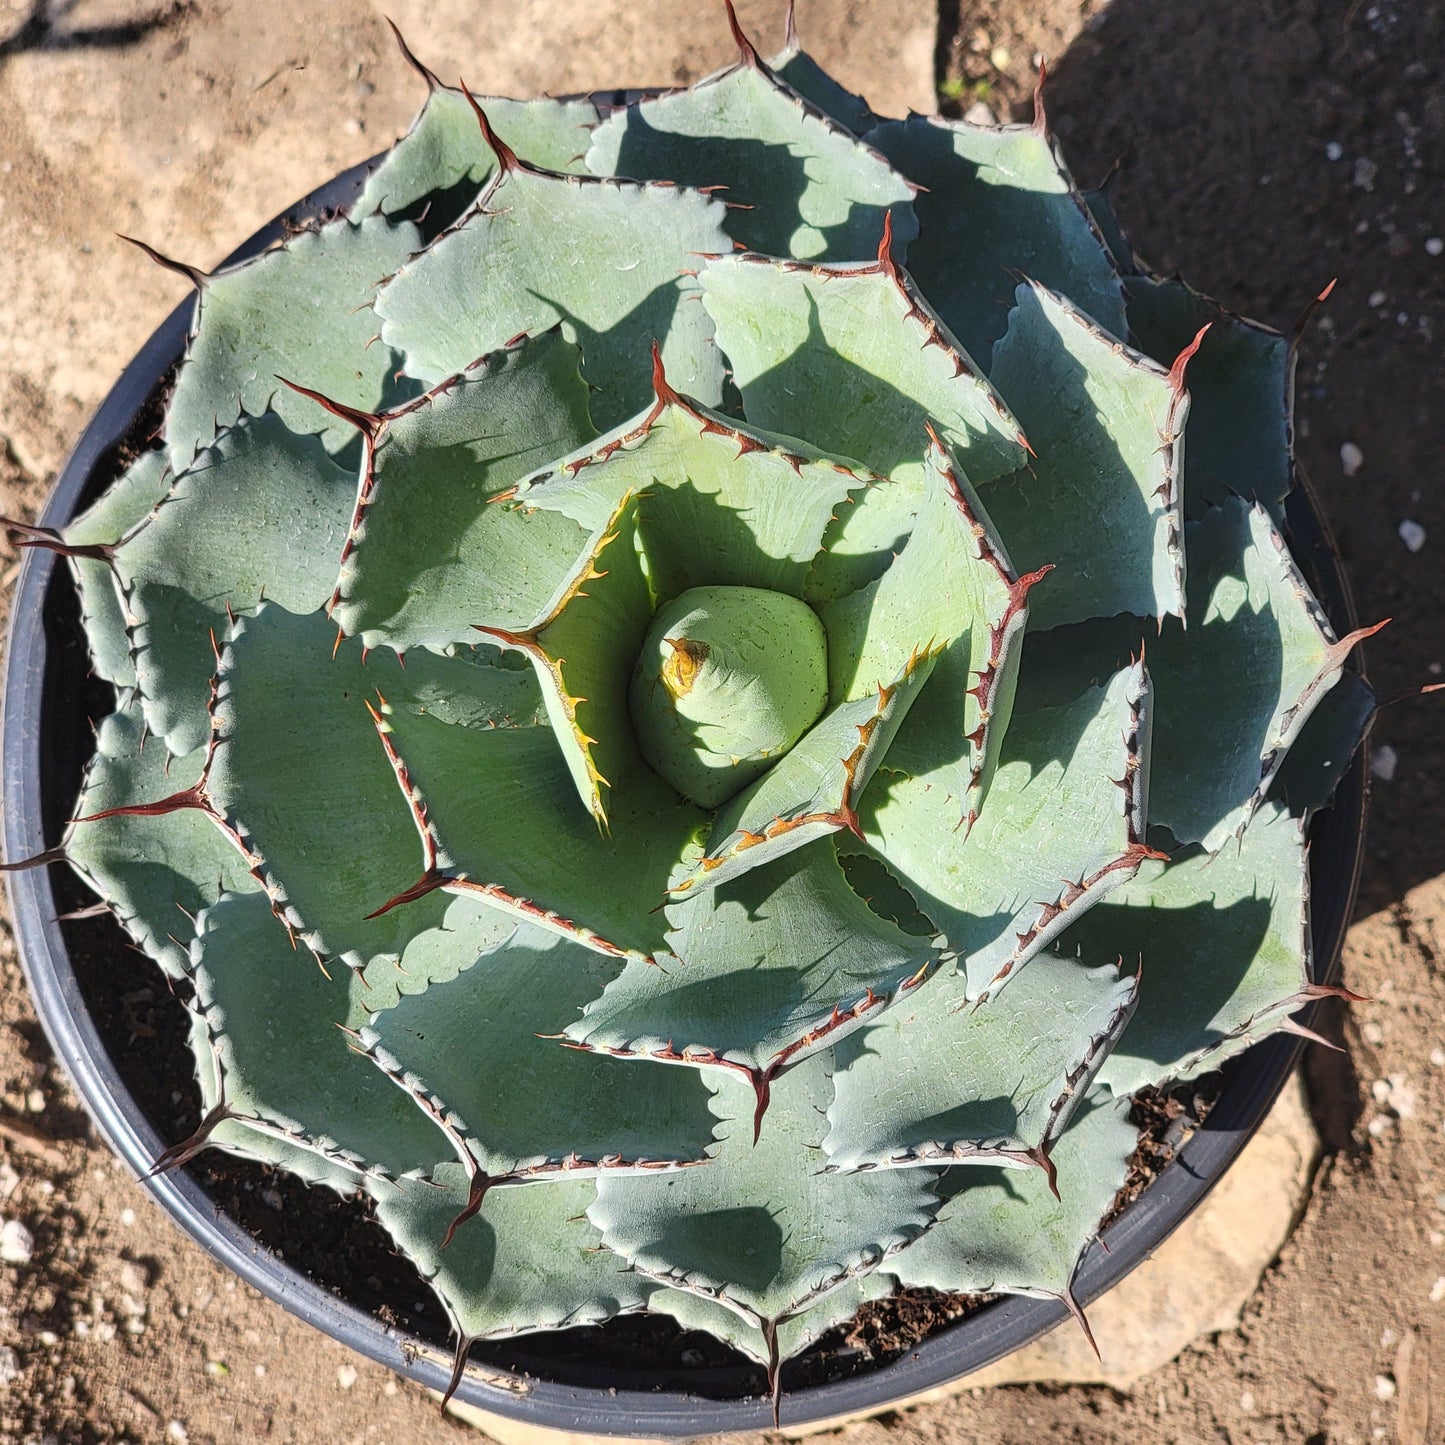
(9, 2, 1376, 1413)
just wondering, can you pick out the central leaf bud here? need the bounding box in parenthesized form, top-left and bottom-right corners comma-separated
(630, 585, 829, 809)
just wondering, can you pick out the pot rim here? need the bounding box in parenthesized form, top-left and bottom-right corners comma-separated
(1, 156, 1367, 1437)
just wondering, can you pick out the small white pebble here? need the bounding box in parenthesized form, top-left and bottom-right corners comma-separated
(1367, 1113, 1393, 1137)
(166, 1424, 188, 1445)
(1340, 441, 1365, 475)
(341, 118, 362, 137)
(383, 1379, 399, 1397)
(336, 1364, 358, 1390)
(1375, 1374, 1396, 1400)
(1397, 311, 1411, 325)
(963, 100, 995, 127)
(120, 1208, 135, 1227)
(1430, 1277, 1445, 1302)
(1368, 290, 1388, 309)
(1364, 1019, 1386, 1043)
(1381, 1327, 1399, 1348)
(0, 1219, 34, 1265)
(990, 45, 1011, 70)
(1239, 1389, 1256, 1413)
(1431, 1048, 1445, 1066)
(25, 1090, 44, 1114)
(1427, 237, 1444, 256)
(1371, 745, 1398, 782)
(1386, 1074, 1417, 1118)
(0, 1346, 19, 1387)
(1433, 1231, 1445, 1246)
(1399, 519, 1427, 553)
(1326, 140, 1344, 160)
(1372, 1078, 1392, 1103)
(255, 1363, 266, 1378)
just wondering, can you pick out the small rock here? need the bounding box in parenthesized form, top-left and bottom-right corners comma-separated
(1367, 290, 1388, 309)
(1353, 156, 1378, 189)
(119, 1209, 135, 1227)
(336, 1364, 358, 1390)
(1399, 519, 1427, 552)
(1375, 1373, 1396, 1400)
(963, 101, 995, 127)
(0, 1346, 19, 1387)
(118, 1262, 147, 1296)
(1326, 140, 1344, 160)
(1367, 1114, 1393, 1137)
(1430, 1277, 1445, 1303)
(254, 1364, 266, 1378)
(383, 1379, 399, 1397)
(1430, 1047, 1445, 1066)
(0, 1163, 19, 1201)
(25, 1090, 43, 1114)
(990, 45, 1011, 70)
(1239, 1389, 1256, 1412)
(1364, 1019, 1386, 1043)
(1427, 237, 1444, 256)
(0, 1219, 34, 1265)
(1371, 745, 1398, 782)
(1340, 440, 1364, 475)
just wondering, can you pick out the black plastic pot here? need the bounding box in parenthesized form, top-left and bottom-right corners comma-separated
(3, 159, 1367, 1437)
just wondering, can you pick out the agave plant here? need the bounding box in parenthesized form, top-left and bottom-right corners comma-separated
(5, 1, 1375, 1417)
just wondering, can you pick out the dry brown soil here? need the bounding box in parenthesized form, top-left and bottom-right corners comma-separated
(1, 1, 1443, 1442)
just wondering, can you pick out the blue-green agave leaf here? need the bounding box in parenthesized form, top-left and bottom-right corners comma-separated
(589, 1054, 938, 1357)
(825, 954, 1136, 1176)
(374, 123, 728, 430)
(163, 215, 422, 469)
(885, 1088, 1134, 1335)
(862, 660, 1156, 999)
(1126, 274, 1294, 521)
(563, 839, 940, 1101)
(586, 52, 916, 264)
(984, 282, 1190, 630)
(866, 113, 1126, 366)
(61, 448, 172, 691)
(330, 331, 599, 654)
(1060, 800, 1325, 1096)
(357, 43, 598, 234)
(360, 919, 720, 1187)
(115, 411, 356, 756)
(1147, 498, 1377, 850)
(65, 702, 258, 979)
(699, 249, 1025, 492)
(182, 892, 455, 1184)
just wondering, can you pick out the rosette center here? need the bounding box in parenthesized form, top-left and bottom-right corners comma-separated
(629, 585, 828, 809)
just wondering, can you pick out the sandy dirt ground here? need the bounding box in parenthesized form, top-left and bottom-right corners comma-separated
(0, 1, 1443, 1442)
